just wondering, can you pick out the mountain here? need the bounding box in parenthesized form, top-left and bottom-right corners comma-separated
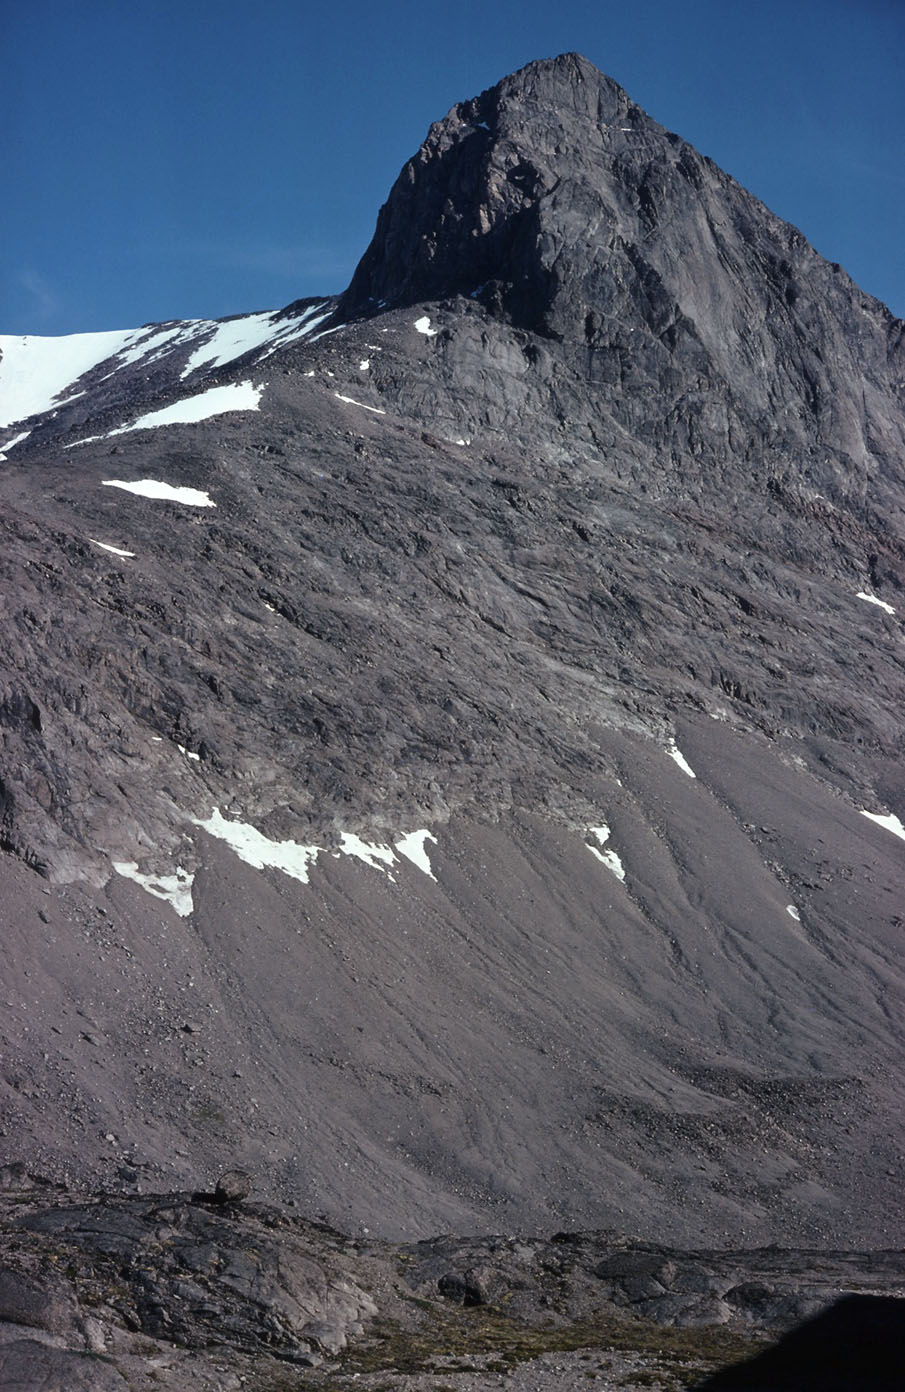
(1, 50, 905, 1388)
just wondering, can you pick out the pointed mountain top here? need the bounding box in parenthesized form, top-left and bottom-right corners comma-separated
(338, 53, 662, 321)
(487, 51, 631, 109)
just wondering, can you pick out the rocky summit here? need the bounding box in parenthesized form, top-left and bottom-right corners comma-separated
(0, 52, 904, 1391)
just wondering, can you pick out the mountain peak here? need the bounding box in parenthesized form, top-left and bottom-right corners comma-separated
(340, 52, 903, 521)
(491, 50, 616, 95)
(340, 53, 643, 322)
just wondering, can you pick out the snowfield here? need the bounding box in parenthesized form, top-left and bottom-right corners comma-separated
(179, 304, 331, 377)
(0, 303, 333, 436)
(0, 327, 138, 429)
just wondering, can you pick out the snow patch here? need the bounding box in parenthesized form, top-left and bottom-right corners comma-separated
(261, 309, 333, 355)
(110, 380, 262, 434)
(667, 742, 696, 778)
(338, 832, 397, 877)
(193, 808, 438, 887)
(179, 312, 280, 378)
(586, 825, 626, 881)
(359, 359, 370, 371)
(194, 808, 321, 883)
(113, 323, 202, 370)
(334, 392, 385, 415)
(1, 430, 31, 452)
(102, 479, 215, 507)
(90, 539, 135, 558)
(309, 324, 346, 343)
(857, 591, 896, 616)
(64, 435, 102, 449)
(112, 861, 194, 917)
(786, 905, 800, 921)
(394, 829, 438, 879)
(177, 744, 201, 762)
(0, 307, 331, 426)
(860, 809, 905, 843)
(414, 316, 438, 337)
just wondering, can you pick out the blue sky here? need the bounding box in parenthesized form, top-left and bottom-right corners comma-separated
(4, 0, 903, 335)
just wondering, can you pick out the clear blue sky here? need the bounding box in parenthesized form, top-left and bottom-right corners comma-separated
(4, 0, 903, 335)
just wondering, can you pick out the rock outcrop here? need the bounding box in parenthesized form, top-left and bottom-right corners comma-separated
(2, 1175, 903, 1390)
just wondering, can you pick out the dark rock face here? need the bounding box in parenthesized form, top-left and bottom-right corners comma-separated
(343, 53, 651, 321)
(344, 55, 904, 536)
(0, 48, 904, 1316)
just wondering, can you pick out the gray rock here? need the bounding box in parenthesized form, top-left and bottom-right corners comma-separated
(0, 1269, 74, 1335)
(438, 1264, 505, 1307)
(0, 1339, 127, 1389)
(213, 1171, 252, 1205)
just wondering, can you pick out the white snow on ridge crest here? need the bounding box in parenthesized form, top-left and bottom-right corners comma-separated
(0, 327, 138, 428)
(113, 323, 204, 370)
(0, 301, 330, 432)
(180, 304, 332, 377)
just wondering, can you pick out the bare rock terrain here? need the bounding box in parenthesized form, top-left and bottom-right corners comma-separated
(1, 1171, 903, 1390)
(1, 52, 904, 1389)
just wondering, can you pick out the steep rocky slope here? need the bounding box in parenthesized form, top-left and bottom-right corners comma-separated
(1, 50, 904, 1389)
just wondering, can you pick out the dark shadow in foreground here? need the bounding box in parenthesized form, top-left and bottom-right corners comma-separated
(694, 1294, 905, 1391)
